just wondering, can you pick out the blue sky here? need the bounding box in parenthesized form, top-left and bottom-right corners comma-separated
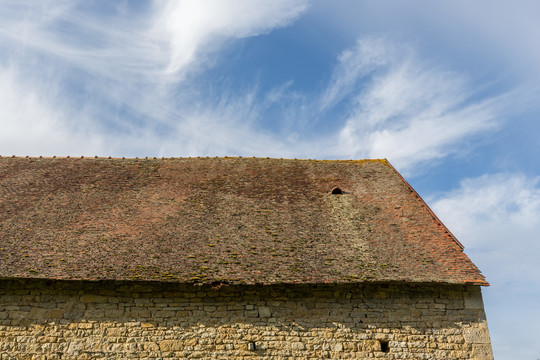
(1, 1, 539, 358)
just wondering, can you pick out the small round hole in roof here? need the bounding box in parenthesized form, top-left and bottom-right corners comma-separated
(331, 187, 343, 194)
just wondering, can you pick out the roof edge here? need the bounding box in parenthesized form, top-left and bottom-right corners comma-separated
(385, 160, 465, 250)
(0, 274, 489, 286)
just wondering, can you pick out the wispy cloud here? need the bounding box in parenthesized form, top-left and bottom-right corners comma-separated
(0, 0, 308, 80)
(0, 3, 526, 175)
(0, 0, 308, 157)
(320, 36, 394, 111)
(0, 65, 103, 156)
(431, 173, 540, 274)
(324, 37, 508, 170)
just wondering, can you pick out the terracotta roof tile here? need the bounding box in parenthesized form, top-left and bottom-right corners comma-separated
(0, 157, 487, 285)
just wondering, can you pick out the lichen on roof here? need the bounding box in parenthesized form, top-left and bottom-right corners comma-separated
(0, 156, 487, 285)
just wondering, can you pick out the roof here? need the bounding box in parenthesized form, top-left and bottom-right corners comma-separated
(0, 156, 487, 286)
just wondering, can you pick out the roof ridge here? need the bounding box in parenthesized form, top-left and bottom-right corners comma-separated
(0, 155, 390, 164)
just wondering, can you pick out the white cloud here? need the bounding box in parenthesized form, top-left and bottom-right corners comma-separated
(430, 173, 540, 360)
(431, 173, 540, 283)
(153, 89, 291, 158)
(0, 62, 295, 159)
(0, 0, 308, 81)
(152, 0, 308, 75)
(0, 66, 103, 157)
(0, 5, 527, 176)
(324, 37, 506, 171)
(0, 0, 308, 158)
(320, 36, 392, 111)
(432, 174, 540, 246)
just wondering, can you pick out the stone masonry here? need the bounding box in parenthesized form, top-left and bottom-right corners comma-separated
(0, 280, 493, 359)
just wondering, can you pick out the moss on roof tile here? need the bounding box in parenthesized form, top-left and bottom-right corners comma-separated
(0, 156, 487, 285)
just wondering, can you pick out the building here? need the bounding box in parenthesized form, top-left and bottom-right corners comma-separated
(0, 156, 493, 359)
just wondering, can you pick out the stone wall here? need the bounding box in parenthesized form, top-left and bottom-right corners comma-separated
(0, 280, 493, 359)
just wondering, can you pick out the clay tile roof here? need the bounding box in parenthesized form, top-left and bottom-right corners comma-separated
(0, 156, 488, 285)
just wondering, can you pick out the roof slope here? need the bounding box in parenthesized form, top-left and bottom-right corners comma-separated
(0, 157, 487, 285)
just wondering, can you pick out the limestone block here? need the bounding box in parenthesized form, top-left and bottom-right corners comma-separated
(131, 284, 154, 293)
(9, 311, 28, 320)
(106, 327, 125, 337)
(45, 309, 64, 319)
(464, 291, 484, 310)
(463, 326, 491, 344)
(66, 341, 83, 356)
(472, 344, 494, 360)
(159, 339, 184, 352)
(258, 307, 271, 318)
(245, 310, 258, 317)
(77, 323, 93, 329)
(80, 294, 106, 303)
(28, 308, 47, 320)
(362, 340, 380, 352)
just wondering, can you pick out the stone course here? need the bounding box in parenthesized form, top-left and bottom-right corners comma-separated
(0, 280, 493, 359)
